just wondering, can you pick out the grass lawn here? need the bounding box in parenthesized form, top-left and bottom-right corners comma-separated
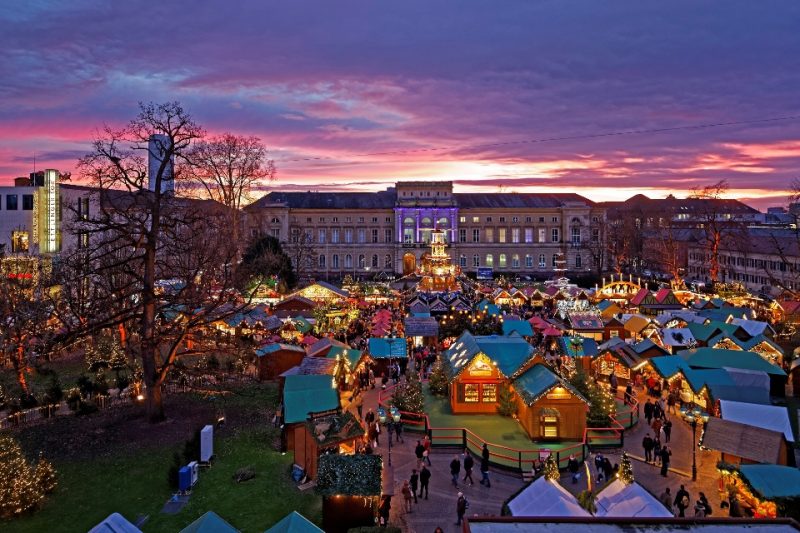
(5, 428, 321, 533)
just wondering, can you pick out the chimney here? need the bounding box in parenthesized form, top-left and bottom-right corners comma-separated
(148, 134, 174, 194)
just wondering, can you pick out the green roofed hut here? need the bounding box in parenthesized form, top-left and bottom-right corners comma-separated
(367, 337, 408, 375)
(255, 343, 307, 381)
(443, 331, 535, 414)
(316, 454, 382, 533)
(678, 347, 787, 396)
(265, 512, 322, 533)
(292, 410, 364, 482)
(179, 511, 239, 533)
(720, 464, 800, 520)
(282, 374, 340, 452)
(502, 319, 534, 337)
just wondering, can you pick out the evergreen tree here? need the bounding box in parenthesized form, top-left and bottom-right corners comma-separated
(390, 371, 424, 413)
(618, 452, 634, 485)
(427, 357, 449, 397)
(568, 368, 615, 427)
(34, 453, 57, 494)
(543, 454, 560, 481)
(577, 490, 596, 513)
(0, 436, 46, 518)
(496, 384, 517, 417)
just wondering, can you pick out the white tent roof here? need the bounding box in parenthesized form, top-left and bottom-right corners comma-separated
(594, 479, 672, 518)
(89, 513, 142, 533)
(661, 328, 696, 347)
(507, 477, 590, 517)
(731, 318, 774, 337)
(719, 400, 794, 442)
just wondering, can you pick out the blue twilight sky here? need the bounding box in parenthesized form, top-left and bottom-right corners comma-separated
(1, 1, 799, 207)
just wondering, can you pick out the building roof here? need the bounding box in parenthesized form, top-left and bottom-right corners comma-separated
(739, 465, 800, 499)
(326, 346, 363, 370)
(687, 322, 721, 343)
(556, 336, 599, 358)
(719, 400, 794, 441)
(179, 511, 239, 533)
(367, 337, 408, 358)
(594, 479, 673, 518)
(679, 348, 786, 376)
(444, 331, 534, 379)
(255, 343, 306, 357)
(700, 417, 785, 464)
(264, 512, 323, 533)
(404, 316, 439, 337)
(506, 477, 590, 517)
(647, 356, 691, 379)
(631, 339, 668, 357)
(453, 192, 594, 209)
(503, 320, 534, 337)
(295, 356, 337, 376)
(283, 374, 339, 424)
(660, 328, 696, 347)
(513, 364, 587, 405)
(623, 315, 651, 334)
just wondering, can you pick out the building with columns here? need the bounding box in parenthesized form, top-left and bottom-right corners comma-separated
(244, 181, 606, 279)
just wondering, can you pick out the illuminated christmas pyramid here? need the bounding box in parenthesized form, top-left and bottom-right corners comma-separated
(417, 229, 460, 292)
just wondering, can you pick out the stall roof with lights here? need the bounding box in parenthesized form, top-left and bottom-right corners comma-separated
(719, 400, 794, 442)
(700, 417, 786, 464)
(502, 320, 534, 337)
(679, 348, 785, 376)
(367, 337, 408, 359)
(444, 331, 535, 380)
(513, 363, 588, 406)
(738, 465, 800, 499)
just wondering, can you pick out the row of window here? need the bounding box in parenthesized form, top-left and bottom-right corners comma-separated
(455, 227, 597, 244)
(290, 228, 394, 244)
(689, 252, 796, 272)
(281, 216, 394, 224)
(274, 214, 601, 225)
(458, 253, 585, 269)
(0, 194, 35, 211)
(317, 254, 393, 270)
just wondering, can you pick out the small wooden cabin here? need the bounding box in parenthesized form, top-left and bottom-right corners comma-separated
(701, 417, 790, 466)
(282, 374, 340, 452)
(513, 363, 589, 441)
(273, 295, 317, 319)
(256, 343, 307, 380)
(293, 411, 364, 480)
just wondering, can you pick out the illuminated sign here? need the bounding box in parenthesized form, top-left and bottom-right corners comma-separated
(42, 169, 59, 253)
(467, 354, 494, 376)
(546, 387, 572, 400)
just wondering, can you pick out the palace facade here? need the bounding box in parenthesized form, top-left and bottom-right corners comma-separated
(244, 181, 606, 279)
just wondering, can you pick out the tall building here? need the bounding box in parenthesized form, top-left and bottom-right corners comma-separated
(244, 181, 606, 279)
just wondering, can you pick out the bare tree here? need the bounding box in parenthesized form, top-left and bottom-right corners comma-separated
(187, 134, 275, 245)
(286, 227, 317, 283)
(643, 205, 687, 287)
(61, 102, 246, 422)
(689, 180, 746, 285)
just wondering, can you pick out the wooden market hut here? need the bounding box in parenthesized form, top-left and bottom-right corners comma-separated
(443, 331, 535, 414)
(593, 340, 642, 387)
(292, 411, 365, 481)
(603, 316, 628, 341)
(502, 319, 534, 337)
(366, 337, 408, 375)
(282, 374, 340, 452)
(720, 464, 800, 519)
(326, 346, 365, 390)
(512, 363, 589, 441)
(291, 281, 350, 303)
(630, 338, 669, 359)
(679, 347, 787, 397)
(701, 417, 790, 466)
(316, 454, 382, 533)
(273, 295, 317, 319)
(256, 343, 307, 381)
(564, 311, 605, 341)
(404, 315, 439, 347)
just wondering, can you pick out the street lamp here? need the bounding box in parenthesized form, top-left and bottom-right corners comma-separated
(691, 417, 698, 481)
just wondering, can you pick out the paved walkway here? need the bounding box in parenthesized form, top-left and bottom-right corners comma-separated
(342, 382, 726, 531)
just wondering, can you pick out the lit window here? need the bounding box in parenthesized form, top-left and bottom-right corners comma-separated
(11, 230, 29, 252)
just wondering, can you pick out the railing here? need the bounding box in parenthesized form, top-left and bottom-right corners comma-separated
(378, 381, 639, 473)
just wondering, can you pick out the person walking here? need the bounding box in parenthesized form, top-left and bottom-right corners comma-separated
(642, 433, 654, 463)
(450, 455, 461, 488)
(423, 434, 432, 465)
(568, 455, 580, 484)
(419, 465, 431, 500)
(660, 487, 674, 515)
(401, 480, 413, 513)
(373, 420, 381, 446)
(653, 438, 662, 467)
(409, 469, 419, 504)
(652, 416, 662, 437)
(463, 451, 475, 486)
(365, 408, 375, 426)
(479, 455, 491, 488)
(395, 419, 404, 443)
(609, 372, 619, 394)
(699, 492, 711, 516)
(663, 419, 672, 443)
(644, 399, 654, 426)
(482, 442, 490, 463)
(415, 440, 425, 468)
(660, 445, 671, 477)
(674, 484, 690, 517)
(386, 419, 395, 445)
(456, 492, 468, 526)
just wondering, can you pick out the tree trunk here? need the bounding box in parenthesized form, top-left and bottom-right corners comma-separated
(145, 377, 164, 423)
(15, 345, 29, 395)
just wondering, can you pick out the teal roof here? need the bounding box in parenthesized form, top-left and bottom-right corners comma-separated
(648, 356, 691, 379)
(502, 320, 533, 337)
(292, 316, 313, 334)
(631, 338, 665, 355)
(687, 322, 720, 342)
(596, 300, 613, 311)
(180, 511, 239, 533)
(699, 308, 755, 321)
(265, 512, 323, 533)
(476, 299, 491, 311)
(739, 465, 800, 499)
(513, 364, 588, 405)
(327, 347, 362, 369)
(556, 336, 599, 358)
(256, 343, 306, 357)
(679, 348, 786, 376)
(739, 334, 784, 355)
(684, 368, 770, 404)
(444, 331, 534, 379)
(283, 375, 339, 424)
(411, 312, 431, 318)
(367, 337, 408, 358)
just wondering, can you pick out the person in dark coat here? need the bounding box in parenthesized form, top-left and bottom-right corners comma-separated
(419, 465, 431, 499)
(414, 440, 425, 467)
(463, 452, 475, 485)
(642, 434, 654, 463)
(395, 420, 404, 443)
(663, 419, 672, 443)
(482, 442, 490, 462)
(449, 455, 461, 487)
(379, 495, 391, 526)
(409, 469, 419, 503)
(674, 484, 690, 517)
(479, 456, 491, 488)
(660, 446, 672, 477)
(456, 492, 467, 526)
(644, 399, 654, 425)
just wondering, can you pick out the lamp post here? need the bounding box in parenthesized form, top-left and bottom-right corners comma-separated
(691, 418, 698, 481)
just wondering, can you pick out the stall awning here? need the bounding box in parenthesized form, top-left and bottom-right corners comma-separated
(404, 316, 439, 337)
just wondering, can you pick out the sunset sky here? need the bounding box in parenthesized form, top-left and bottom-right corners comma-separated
(1, 1, 799, 209)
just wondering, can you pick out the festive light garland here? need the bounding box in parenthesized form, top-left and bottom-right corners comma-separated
(0, 436, 56, 518)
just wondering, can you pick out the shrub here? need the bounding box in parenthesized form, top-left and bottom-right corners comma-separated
(76, 400, 98, 416)
(232, 466, 256, 483)
(45, 375, 63, 404)
(167, 452, 182, 489)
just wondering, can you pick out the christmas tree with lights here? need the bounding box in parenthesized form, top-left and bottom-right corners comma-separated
(0, 436, 55, 518)
(618, 452, 634, 485)
(543, 454, 560, 481)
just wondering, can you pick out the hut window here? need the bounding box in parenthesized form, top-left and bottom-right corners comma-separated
(540, 409, 560, 438)
(482, 384, 497, 403)
(461, 384, 479, 403)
